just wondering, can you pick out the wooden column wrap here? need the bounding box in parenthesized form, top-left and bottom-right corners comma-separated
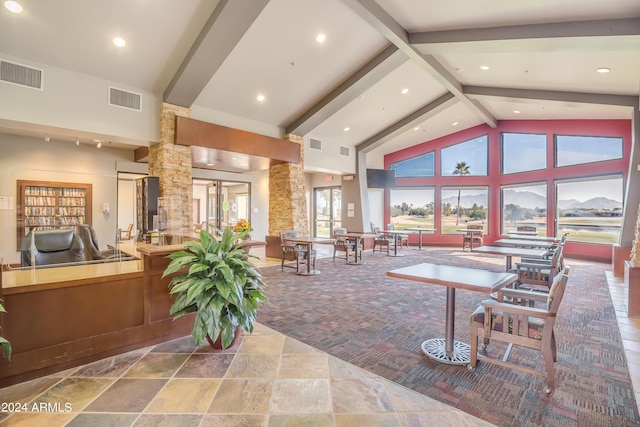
(269, 135, 308, 236)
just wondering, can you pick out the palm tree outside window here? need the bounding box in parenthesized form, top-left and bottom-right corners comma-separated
(453, 162, 470, 226)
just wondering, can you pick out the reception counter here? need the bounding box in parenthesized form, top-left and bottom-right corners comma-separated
(0, 245, 194, 387)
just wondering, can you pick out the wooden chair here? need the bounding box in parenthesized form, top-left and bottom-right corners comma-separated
(512, 245, 565, 291)
(387, 223, 408, 248)
(462, 224, 484, 250)
(332, 228, 357, 262)
(371, 225, 391, 254)
(119, 223, 133, 241)
(468, 267, 570, 395)
(279, 230, 315, 271)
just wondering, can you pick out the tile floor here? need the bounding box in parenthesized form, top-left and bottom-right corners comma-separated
(1, 247, 637, 426)
(0, 323, 494, 426)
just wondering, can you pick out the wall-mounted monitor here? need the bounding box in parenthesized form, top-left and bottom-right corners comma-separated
(366, 169, 396, 189)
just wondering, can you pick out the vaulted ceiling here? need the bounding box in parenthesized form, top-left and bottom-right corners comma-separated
(1, 0, 638, 173)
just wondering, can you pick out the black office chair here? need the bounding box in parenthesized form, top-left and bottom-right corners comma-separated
(77, 224, 120, 261)
(21, 229, 84, 267)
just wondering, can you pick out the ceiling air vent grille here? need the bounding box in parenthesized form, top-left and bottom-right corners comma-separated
(0, 60, 43, 90)
(309, 137, 322, 151)
(339, 146, 350, 157)
(109, 86, 142, 111)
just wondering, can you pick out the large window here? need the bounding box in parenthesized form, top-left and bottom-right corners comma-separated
(389, 187, 435, 230)
(555, 135, 623, 167)
(501, 133, 547, 174)
(555, 176, 623, 243)
(441, 187, 488, 234)
(501, 183, 547, 236)
(441, 135, 488, 176)
(390, 152, 435, 177)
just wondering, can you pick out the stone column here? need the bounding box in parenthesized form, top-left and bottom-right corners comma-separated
(268, 134, 308, 236)
(148, 103, 193, 240)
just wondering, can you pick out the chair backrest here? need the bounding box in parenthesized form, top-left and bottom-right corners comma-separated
(280, 230, 297, 240)
(372, 226, 381, 234)
(517, 226, 537, 232)
(77, 224, 102, 260)
(387, 224, 395, 230)
(467, 224, 483, 230)
(333, 228, 347, 238)
(21, 229, 84, 266)
(546, 266, 570, 312)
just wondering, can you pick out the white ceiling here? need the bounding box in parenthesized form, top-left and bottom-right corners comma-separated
(0, 0, 638, 171)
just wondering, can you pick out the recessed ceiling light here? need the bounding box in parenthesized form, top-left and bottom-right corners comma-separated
(112, 37, 126, 47)
(44, 136, 50, 142)
(401, 88, 409, 95)
(413, 126, 420, 131)
(596, 67, 611, 73)
(256, 94, 265, 102)
(316, 33, 326, 43)
(343, 127, 350, 132)
(75, 138, 80, 146)
(206, 163, 214, 166)
(452, 121, 459, 126)
(96, 141, 102, 149)
(480, 65, 490, 71)
(4, 1, 22, 13)
(513, 110, 521, 114)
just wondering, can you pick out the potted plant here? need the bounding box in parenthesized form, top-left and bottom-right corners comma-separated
(162, 227, 268, 349)
(0, 299, 11, 360)
(233, 219, 253, 240)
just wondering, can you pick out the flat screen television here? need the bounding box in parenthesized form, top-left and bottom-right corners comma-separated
(366, 169, 396, 189)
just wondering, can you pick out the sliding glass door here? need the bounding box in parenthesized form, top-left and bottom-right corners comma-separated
(193, 179, 250, 234)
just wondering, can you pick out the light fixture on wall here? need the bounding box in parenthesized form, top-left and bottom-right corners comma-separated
(75, 138, 80, 146)
(44, 136, 50, 142)
(96, 141, 102, 148)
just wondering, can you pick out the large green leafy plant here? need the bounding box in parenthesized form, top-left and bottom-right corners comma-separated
(0, 299, 11, 360)
(162, 228, 268, 349)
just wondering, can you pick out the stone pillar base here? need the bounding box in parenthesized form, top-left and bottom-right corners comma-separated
(625, 261, 640, 318)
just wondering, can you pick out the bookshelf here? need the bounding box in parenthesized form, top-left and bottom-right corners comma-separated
(16, 180, 92, 250)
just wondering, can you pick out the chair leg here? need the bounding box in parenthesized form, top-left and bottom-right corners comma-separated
(468, 324, 479, 370)
(542, 334, 555, 394)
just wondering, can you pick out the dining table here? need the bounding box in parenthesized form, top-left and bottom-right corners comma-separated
(494, 238, 555, 249)
(503, 234, 560, 243)
(381, 230, 407, 257)
(471, 245, 549, 270)
(281, 236, 336, 275)
(404, 227, 436, 250)
(342, 232, 376, 265)
(387, 263, 517, 365)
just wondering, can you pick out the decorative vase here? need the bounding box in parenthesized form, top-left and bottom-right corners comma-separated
(205, 328, 240, 350)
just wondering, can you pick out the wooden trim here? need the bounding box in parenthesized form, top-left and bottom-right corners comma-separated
(175, 116, 301, 164)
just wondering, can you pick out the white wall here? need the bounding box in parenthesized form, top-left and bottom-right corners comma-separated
(0, 53, 159, 146)
(0, 134, 134, 264)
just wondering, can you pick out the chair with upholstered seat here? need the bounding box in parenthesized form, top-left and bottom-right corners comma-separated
(387, 223, 408, 248)
(21, 229, 84, 267)
(280, 230, 316, 271)
(332, 227, 357, 262)
(371, 225, 391, 254)
(468, 267, 570, 395)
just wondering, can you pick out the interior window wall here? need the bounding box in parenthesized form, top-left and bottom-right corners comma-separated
(441, 135, 488, 176)
(555, 176, 623, 243)
(501, 183, 547, 236)
(555, 135, 623, 167)
(441, 187, 488, 234)
(502, 133, 547, 174)
(389, 187, 435, 230)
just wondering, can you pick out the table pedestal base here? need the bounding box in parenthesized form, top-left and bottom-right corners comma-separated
(421, 339, 470, 365)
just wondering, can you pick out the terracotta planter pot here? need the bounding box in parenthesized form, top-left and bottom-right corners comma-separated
(206, 328, 240, 350)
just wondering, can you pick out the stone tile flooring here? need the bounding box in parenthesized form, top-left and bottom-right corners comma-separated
(0, 323, 494, 426)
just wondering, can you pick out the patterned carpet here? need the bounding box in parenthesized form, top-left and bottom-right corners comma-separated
(257, 247, 640, 427)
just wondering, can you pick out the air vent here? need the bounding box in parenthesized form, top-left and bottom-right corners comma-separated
(309, 137, 322, 151)
(109, 86, 142, 111)
(339, 146, 350, 157)
(0, 60, 43, 90)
